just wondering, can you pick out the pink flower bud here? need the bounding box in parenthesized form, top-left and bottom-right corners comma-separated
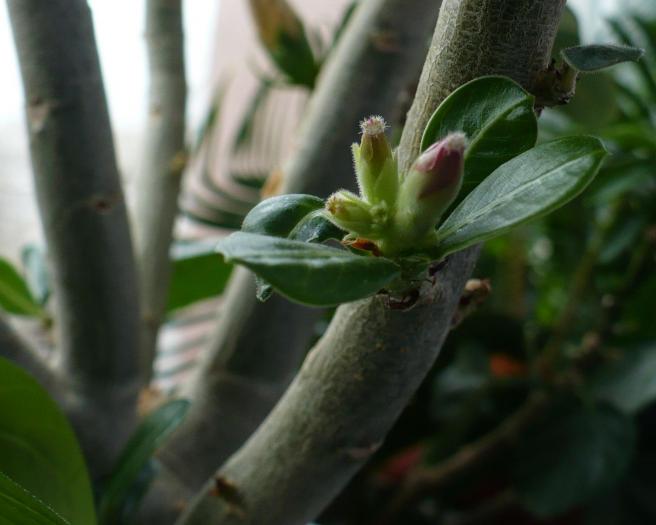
(413, 133, 465, 200)
(394, 132, 466, 245)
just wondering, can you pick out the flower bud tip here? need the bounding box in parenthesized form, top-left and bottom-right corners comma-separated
(360, 115, 387, 136)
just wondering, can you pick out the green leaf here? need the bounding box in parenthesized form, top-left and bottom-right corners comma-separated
(514, 403, 635, 518)
(255, 211, 345, 302)
(420, 76, 538, 200)
(0, 357, 96, 525)
(434, 136, 607, 258)
(0, 473, 69, 525)
(166, 240, 233, 313)
(561, 44, 645, 72)
(270, 23, 318, 88)
(591, 344, 656, 414)
(0, 257, 44, 317)
(216, 232, 400, 306)
(97, 399, 190, 525)
(242, 194, 324, 237)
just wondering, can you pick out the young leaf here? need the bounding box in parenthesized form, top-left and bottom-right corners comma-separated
(434, 136, 607, 258)
(97, 399, 190, 525)
(215, 232, 400, 306)
(420, 76, 538, 198)
(0, 257, 44, 317)
(20, 245, 51, 306)
(0, 473, 70, 525)
(167, 240, 233, 313)
(561, 44, 644, 72)
(242, 194, 324, 237)
(0, 357, 97, 525)
(513, 403, 635, 518)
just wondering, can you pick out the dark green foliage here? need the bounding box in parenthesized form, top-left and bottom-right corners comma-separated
(0, 358, 96, 524)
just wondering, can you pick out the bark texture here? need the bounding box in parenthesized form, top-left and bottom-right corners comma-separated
(177, 1, 565, 524)
(7, 0, 140, 474)
(134, 0, 187, 380)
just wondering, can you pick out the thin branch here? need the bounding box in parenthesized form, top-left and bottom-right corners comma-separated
(7, 0, 141, 475)
(151, 0, 443, 503)
(176, 2, 565, 524)
(134, 0, 187, 381)
(379, 392, 550, 524)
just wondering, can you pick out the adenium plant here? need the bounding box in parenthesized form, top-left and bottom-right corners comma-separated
(216, 75, 607, 307)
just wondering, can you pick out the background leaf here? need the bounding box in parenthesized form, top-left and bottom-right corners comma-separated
(562, 44, 644, 72)
(513, 403, 635, 518)
(0, 257, 44, 317)
(97, 399, 190, 525)
(216, 232, 400, 306)
(591, 344, 656, 414)
(20, 245, 50, 306)
(434, 136, 607, 257)
(0, 473, 69, 525)
(420, 76, 538, 204)
(166, 240, 233, 313)
(0, 358, 96, 525)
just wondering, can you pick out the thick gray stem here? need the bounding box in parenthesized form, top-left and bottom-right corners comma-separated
(178, 1, 564, 524)
(134, 0, 187, 381)
(7, 0, 141, 475)
(152, 0, 442, 504)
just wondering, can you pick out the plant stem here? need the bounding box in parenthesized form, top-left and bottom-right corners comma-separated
(134, 0, 187, 382)
(146, 0, 443, 512)
(7, 0, 141, 475)
(176, 2, 565, 524)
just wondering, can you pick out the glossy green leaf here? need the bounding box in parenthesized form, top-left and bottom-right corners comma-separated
(0, 357, 96, 525)
(420, 76, 538, 198)
(561, 44, 645, 72)
(216, 232, 400, 306)
(514, 403, 635, 518)
(255, 211, 345, 302)
(0, 257, 44, 317)
(242, 194, 324, 237)
(166, 240, 233, 313)
(591, 344, 656, 414)
(97, 399, 190, 525)
(434, 136, 607, 258)
(0, 473, 69, 525)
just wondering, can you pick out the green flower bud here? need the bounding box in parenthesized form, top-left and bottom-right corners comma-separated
(326, 190, 387, 239)
(395, 132, 466, 242)
(352, 116, 398, 205)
